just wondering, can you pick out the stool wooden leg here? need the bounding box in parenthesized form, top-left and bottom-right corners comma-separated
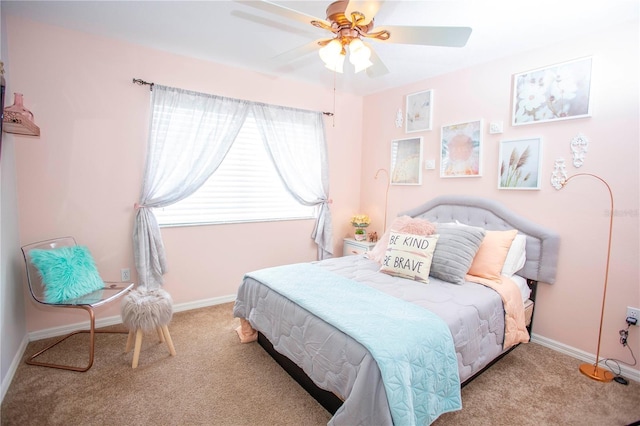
(125, 330, 135, 353)
(156, 327, 165, 343)
(161, 325, 176, 356)
(132, 329, 143, 368)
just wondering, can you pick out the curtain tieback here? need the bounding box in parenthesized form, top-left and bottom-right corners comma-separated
(134, 203, 148, 210)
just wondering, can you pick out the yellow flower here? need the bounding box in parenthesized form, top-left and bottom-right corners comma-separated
(350, 214, 370, 227)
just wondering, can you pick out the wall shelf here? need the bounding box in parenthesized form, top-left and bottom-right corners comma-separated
(3, 111, 40, 136)
(3, 92, 40, 136)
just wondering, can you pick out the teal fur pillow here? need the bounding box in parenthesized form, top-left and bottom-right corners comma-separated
(30, 246, 104, 303)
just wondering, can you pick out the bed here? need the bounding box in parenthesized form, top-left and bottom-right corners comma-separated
(233, 195, 560, 425)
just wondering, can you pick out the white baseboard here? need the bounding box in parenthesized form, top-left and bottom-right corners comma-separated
(531, 333, 640, 383)
(2, 294, 236, 404)
(6, 299, 636, 404)
(27, 294, 237, 341)
(1, 334, 29, 403)
(173, 294, 236, 314)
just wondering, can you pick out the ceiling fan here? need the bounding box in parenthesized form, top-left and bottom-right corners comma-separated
(237, 0, 472, 77)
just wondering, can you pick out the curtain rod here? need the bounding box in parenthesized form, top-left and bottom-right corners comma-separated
(132, 78, 154, 90)
(131, 77, 333, 116)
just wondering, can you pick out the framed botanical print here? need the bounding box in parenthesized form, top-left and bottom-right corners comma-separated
(512, 57, 593, 125)
(498, 137, 543, 190)
(391, 137, 423, 185)
(440, 120, 482, 178)
(405, 90, 433, 133)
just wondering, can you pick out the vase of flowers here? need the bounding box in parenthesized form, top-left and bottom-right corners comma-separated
(350, 214, 370, 241)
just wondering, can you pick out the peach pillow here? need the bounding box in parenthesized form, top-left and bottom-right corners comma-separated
(367, 216, 436, 264)
(468, 229, 518, 281)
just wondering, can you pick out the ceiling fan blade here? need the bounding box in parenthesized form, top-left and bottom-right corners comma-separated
(345, 0, 384, 25)
(376, 25, 472, 47)
(267, 39, 323, 68)
(231, 10, 320, 38)
(235, 0, 329, 29)
(364, 42, 388, 78)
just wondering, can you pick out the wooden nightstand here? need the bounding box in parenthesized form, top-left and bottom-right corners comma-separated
(343, 238, 378, 256)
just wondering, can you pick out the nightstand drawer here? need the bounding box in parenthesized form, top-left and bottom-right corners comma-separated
(343, 238, 377, 256)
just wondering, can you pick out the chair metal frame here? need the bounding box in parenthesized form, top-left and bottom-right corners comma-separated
(21, 236, 134, 372)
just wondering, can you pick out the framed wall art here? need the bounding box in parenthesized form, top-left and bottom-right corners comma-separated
(512, 56, 593, 126)
(440, 120, 482, 178)
(498, 137, 543, 190)
(390, 137, 423, 185)
(405, 89, 433, 133)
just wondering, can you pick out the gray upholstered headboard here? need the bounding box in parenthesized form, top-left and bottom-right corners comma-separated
(399, 195, 560, 284)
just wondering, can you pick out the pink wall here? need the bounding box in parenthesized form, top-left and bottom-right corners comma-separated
(7, 16, 362, 331)
(361, 20, 639, 367)
(7, 14, 639, 374)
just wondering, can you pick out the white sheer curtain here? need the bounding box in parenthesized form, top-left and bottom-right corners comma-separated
(252, 104, 333, 259)
(134, 85, 250, 288)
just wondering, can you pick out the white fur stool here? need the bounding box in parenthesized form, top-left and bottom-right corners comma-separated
(121, 286, 176, 368)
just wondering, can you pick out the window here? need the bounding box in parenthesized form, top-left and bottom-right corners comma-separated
(154, 113, 315, 226)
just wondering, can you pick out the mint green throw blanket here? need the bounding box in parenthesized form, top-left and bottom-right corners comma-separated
(246, 263, 461, 425)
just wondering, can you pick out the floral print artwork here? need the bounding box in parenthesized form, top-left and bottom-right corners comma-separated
(512, 57, 592, 125)
(441, 120, 482, 177)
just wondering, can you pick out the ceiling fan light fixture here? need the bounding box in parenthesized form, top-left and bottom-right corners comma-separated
(242, 0, 473, 80)
(325, 51, 345, 73)
(348, 38, 373, 73)
(319, 39, 345, 73)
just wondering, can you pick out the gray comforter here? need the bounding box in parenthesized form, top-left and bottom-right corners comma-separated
(233, 254, 506, 425)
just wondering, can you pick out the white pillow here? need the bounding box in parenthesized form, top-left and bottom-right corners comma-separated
(501, 234, 527, 276)
(506, 274, 531, 302)
(380, 232, 439, 283)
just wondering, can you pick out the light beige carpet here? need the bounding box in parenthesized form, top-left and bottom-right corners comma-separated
(2, 302, 639, 425)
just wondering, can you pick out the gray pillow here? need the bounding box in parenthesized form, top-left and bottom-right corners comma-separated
(430, 223, 486, 284)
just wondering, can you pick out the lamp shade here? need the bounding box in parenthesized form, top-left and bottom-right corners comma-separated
(319, 39, 345, 73)
(326, 52, 345, 73)
(348, 38, 373, 73)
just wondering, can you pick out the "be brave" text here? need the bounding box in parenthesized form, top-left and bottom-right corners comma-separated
(382, 254, 425, 273)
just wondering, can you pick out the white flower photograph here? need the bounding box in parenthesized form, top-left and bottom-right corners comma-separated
(512, 57, 592, 125)
(405, 90, 433, 133)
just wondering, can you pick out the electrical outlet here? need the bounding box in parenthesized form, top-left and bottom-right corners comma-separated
(627, 306, 639, 325)
(121, 268, 131, 282)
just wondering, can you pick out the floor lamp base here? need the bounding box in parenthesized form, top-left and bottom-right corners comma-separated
(579, 363, 614, 382)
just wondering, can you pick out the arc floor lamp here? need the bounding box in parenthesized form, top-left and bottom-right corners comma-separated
(553, 165, 615, 382)
(374, 168, 390, 233)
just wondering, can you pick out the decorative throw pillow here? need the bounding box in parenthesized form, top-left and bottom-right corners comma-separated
(468, 229, 518, 281)
(429, 223, 486, 285)
(501, 234, 527, 276)
(367, 216, 436, 264)
(29, 245, 105, 304)
(379, 232, 439, 283)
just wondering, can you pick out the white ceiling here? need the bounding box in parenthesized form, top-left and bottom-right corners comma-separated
(3, 1, 638, 96)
